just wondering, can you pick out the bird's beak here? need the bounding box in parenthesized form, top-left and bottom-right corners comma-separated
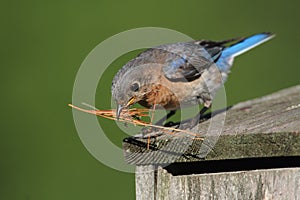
(116, 104, 124, 120)
(116, 97, 136, 120)
(126, 96, 136, 107)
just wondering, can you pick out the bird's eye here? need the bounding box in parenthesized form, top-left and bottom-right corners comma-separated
(130, 82, 140, 92)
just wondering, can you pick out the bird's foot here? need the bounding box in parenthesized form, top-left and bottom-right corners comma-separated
(175, 118, 199, 130)
(140, 126, 164, 139)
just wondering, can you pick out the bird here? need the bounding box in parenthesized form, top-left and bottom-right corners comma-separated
(111, 33, 274, 128)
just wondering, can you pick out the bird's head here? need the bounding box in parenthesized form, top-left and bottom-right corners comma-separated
(111, 64, 157, 119)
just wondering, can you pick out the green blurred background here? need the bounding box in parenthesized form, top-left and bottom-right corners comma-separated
(1, 0, 300, 199)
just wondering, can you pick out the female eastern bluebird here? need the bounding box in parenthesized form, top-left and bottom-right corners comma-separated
(112, 33, 274, 126)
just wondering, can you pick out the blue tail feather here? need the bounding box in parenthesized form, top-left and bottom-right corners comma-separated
(222, 33, 274, 58)
(217, 33, 274, 71)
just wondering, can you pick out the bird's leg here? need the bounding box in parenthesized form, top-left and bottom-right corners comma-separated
(193, 106, 209, 125)
(140, 110, 176, 138)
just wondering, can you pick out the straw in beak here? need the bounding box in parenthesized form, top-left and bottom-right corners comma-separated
(116, 97, 136, 120)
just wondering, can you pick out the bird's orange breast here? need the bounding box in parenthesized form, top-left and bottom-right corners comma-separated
(138, 84, 180, 110)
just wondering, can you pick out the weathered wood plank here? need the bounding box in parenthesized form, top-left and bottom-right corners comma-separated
(155, 167, 300, 200)
(136, 166, 300, 200)
(135, 165, 156, 200)
(123, 85, 300, 165)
